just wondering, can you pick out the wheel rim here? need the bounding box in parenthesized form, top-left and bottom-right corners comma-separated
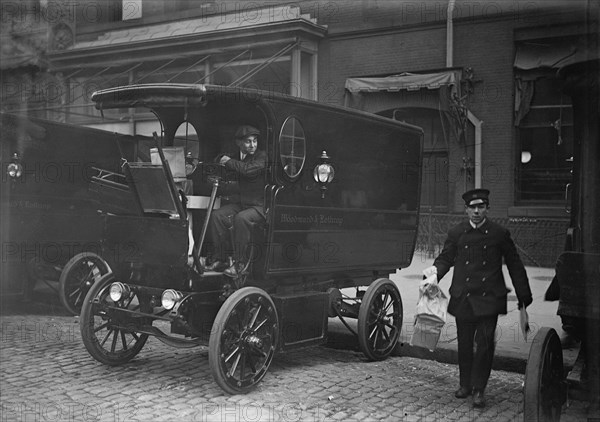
(524, 327, 565, 421)
(62, 255, 108, 315)
(358, 279, 403, 360)
(80, 275, 148, 365)
(210, 289, 278, 393)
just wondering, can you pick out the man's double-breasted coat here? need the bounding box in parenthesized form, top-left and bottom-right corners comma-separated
(433, 219, 533, 319)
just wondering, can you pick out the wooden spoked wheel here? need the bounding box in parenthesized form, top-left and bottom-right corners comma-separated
(524, 327, 566, 422)
(358, 278, 403, 361)
(80, 273, 148, 365)
(59, 252, 111, 315)
(209, 287, 278, 394)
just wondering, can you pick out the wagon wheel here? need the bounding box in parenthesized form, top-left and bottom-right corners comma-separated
(209, 287, 279, 394)
(358, 278, 403, 361)
(59, 252, 111, 316)
(524, 327, 566, 422)
(80, 273, 148, 365)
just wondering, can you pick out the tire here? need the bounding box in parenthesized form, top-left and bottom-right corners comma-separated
(358, 278, 403, 361)
(59, 252, 110, 315)
(524, 327, 566, 421)
(80, 273, 148, 365)
(209, 287, 279, 394)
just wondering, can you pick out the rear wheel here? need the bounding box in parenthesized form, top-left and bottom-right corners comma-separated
(358, 278, 403, 361)
(59, 252, 110, 315)
(524, 327, 566, 421)
(80, 273, 148, 365)
(209, 287, 278, 394)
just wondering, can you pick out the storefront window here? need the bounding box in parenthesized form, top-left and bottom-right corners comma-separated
(517, 76, 573, 202)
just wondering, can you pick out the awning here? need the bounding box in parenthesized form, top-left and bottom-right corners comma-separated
(345, 71, 458, 93)
(513, 36, 599, 125)
(514, 42, 577, 71)
(343, 70, 462, 116)
(514, 36, 600, 72)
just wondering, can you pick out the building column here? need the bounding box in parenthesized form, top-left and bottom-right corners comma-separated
(290, 41, 318, 100)
(290, 46, 302, 98)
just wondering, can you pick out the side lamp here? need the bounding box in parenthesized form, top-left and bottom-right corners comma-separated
(7, 152, 23, 180)
(313, 150, 335, 199)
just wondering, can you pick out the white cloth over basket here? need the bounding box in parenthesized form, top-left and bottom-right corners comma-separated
(410, 274, 449, 352)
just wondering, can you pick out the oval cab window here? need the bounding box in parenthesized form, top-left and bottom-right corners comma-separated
(279, 117, 306, 179)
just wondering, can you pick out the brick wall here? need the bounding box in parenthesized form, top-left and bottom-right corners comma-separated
(416, 212, 568, 268)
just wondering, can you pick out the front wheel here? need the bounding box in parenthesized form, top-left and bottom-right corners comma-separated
(358, 278, 403, 361)
(209, 287, 279, 394)
(59, 252, 111, 315)
(80, 273, 148, 366)
(524, 327, 566, 422)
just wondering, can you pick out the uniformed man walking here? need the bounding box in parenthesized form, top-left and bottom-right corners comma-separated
(429, 189, 533, 408)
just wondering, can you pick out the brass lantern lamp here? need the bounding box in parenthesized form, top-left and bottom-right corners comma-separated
(7, 152, 23, 180)
(313, 150, 335, 198)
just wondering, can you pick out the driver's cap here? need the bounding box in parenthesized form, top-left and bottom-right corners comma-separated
(462, 188, 490, 206)
(235, 125, 260, 139)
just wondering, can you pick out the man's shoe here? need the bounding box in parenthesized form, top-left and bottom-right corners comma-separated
(454, 386, 472, 399)
(223, 264, 238, 278)
(205, 261, 227, 272)
(472, 390, 486, 408)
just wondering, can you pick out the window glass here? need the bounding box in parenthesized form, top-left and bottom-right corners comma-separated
(173, 121, 199, 159)
(173, 122, 199, 176)
(517, 76, 573, 202)
(279, 117, 306, 179)
(518, 126, 573, 201)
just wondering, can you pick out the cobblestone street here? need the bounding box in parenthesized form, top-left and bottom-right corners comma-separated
(0, 312, 590, 422)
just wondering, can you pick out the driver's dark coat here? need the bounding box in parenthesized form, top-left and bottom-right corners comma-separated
(223, 150, 267, 208)
(433, 219, 532, 318)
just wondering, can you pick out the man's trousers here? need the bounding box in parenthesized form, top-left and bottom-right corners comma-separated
(455, 315, 498, 391)
(206, 203, 265, 263)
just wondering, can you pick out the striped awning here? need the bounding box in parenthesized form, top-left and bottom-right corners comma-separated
(345, 71, 458, 93)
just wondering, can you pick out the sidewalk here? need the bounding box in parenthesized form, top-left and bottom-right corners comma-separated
(388, 251, 579, 373)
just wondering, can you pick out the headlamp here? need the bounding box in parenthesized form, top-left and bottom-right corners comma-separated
(161, 289, 183, 310)
(109, 282, 130, 302)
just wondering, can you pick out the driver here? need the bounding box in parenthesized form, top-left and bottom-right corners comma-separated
(204, 125, 267, 277)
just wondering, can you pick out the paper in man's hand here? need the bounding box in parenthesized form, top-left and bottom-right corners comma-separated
(519, 306, 530, 341)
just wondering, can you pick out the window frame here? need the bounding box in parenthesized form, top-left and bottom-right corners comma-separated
(278, 116, 307, 181)
(515, 75, 574, 204)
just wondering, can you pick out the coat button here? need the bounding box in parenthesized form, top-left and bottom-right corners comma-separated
(466, 277, 470, 282)
(483, 261, 486, 265)
(482, 277, 486, 281)
(465, 261, 469, 265)
(465, 245, 468, 248)
(466, 293, 470, 297)
(482, 292, 487, 296)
